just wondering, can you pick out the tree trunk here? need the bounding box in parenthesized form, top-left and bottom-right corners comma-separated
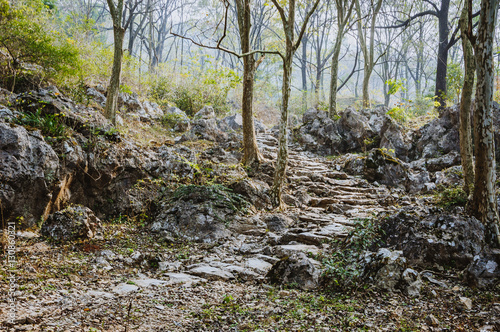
(241, 55, 262, 166)
(471, 0, 500, 247)
(236, 0, 263, 167)
(301, 36, 308, 110)
(328, 36, 342, 118)
(459, 0, 475, 196)
(105, 0, 125, 125)
(434, 0, 450, 109)
(270, 51, 292, 208)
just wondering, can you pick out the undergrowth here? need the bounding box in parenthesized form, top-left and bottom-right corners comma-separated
(14, 108, 67, 137)
(434, 185, 467, 208)
(321, 217, 382, 291)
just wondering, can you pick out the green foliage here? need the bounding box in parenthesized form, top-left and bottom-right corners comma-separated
(149, 61, 241, 117)
(14, 108, 67, 137)
(322, 218, 381, 291)
(386, 79, 406, 96)
(160, 112, 184, 129)
(387, 101, 409, 123)
(435, 185, 468, 208)
(446, 61, 464, 104)
(0, 0, 79, 90)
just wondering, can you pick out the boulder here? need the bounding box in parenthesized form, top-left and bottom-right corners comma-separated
(0, 122, 60, 228)
(165, 107, 190, 132)
(86, 87, 106, 106)
(425, 151, 461, 172)
(220, 114, 267, 134)
(362, 248, 407, 292)
(379, 117, 411, 162)
(296, 107, 410, 158)
(380, 211, 485, 269)
(465, 250, 500, 289)
(41, 205, 102, 242)
(413, 105, 460, 159)
(267, 252, 321, 290)
(229, 178, 271, 209)
(363, 149, 408, 189)
(150, 185, 248, 243)
(179, 106, 228, 143)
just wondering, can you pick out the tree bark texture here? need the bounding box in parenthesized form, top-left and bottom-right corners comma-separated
(434, 0, 450, 109)
(235, 0, 263, 166)
(458, 0, 475, 196)
(105, 0, 125, 126)
(472, 0, 500, 247)
(328, 36, 342, 118)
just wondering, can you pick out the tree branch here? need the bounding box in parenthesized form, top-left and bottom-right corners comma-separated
(293, 0, 321, 51)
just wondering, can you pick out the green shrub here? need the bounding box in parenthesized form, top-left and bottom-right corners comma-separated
(160, 112, 184, 129)
(15, 108, 67, 137)
(0, 0, 79, 91)
(149, 62, 240, 117)
(322, 218, 381, 290)
(435, 186, 468, 208)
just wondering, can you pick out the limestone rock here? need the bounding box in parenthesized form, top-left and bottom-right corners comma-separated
(267, 252, 321, 290)
(0, 122, 60, 228)
(220, 114, 267, 134)
(363, 248, 407, 291)
(41, 205, 102, 242)
(380, 211, 485, 269)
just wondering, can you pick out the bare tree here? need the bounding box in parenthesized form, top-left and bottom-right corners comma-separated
(328, 0, 355, 117)
(355, 0, 383, 108)
(268, 0, 320, 208)
(104, 0, 140, 124)
(458, 0, 475, 196)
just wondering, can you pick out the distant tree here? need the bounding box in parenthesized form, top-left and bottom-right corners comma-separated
(269, 0, 320, 208)
(104, 0, 139, 125)
(471, 0, 500, 247)
(355, 0, 383, 109)
(328, 0, 355, 117)
(171, 0, 276, 166)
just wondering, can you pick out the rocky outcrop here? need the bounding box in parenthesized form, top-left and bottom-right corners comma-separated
(0, 122, 60, 228)
(465, 251, 500, 289)
(179, 106, 228, 143)
(413, 105, 460, 159)
(379, 210, 485, 269)
(362, 248, 408, 292)
(219, 114, 267, 134)
(343, 149, 432, 193)
(150, 185, 249, 243)
(41, 205, 101, 242)
(165, 107, 190, 132)
(295, 106, 412, 160)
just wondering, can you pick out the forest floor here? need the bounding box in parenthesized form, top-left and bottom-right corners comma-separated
(1, 223, 499, 332)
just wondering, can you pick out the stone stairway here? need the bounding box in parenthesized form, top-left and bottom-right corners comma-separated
(256, 133, 395, 247)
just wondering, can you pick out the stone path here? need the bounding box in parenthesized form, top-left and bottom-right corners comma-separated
(256, 133, 395, 248)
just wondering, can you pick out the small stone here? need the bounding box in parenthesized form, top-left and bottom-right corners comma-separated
(112, 283, 139, 295)
(68, 274, 81, 283)
(425, 314, 439, 327)
(459, 296, 473, 310)
(188, 265, 235, 281)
